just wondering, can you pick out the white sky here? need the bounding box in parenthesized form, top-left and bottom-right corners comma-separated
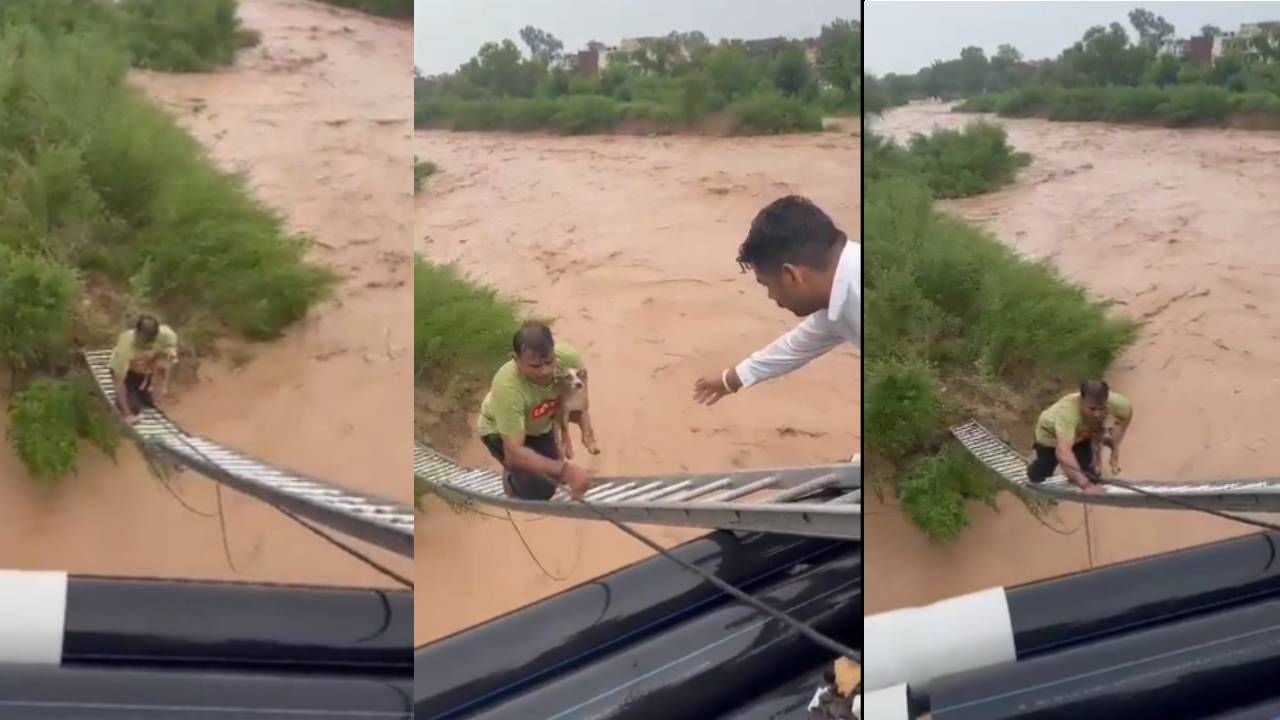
(415, 0, 860, 75)
(865, 1, 1280, 76)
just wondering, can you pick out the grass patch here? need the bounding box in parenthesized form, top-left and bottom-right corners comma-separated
(864, 130, 1136, 541)
(956, 84, 1280, 129)
(730, 94, 824, 134)
(414, 256, 520, 399)
(0, 3, 334, 481)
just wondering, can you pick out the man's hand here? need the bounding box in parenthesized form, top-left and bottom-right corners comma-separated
(560, 462, 591, 500)
(693, 368, 741, 406)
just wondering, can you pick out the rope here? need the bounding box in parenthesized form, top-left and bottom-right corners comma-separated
(1089, 472, 1280, 534)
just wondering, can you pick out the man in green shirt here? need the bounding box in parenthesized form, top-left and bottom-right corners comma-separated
(1028, 379, 1134, 493)
(477, 322, 593, 501)
(109, 314, 179, 422)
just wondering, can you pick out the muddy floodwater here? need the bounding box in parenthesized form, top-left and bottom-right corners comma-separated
(866, 101, 1280, 614)
(0, 0, 412, 588)
(415, 125, 860, 644)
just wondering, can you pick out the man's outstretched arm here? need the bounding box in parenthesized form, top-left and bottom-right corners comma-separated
(694, 314, 844, 405)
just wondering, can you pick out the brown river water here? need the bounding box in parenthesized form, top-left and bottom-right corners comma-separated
(415, 124, 860, 644)
(866, 101, 1280, 614)
(0, 0, 412, 589)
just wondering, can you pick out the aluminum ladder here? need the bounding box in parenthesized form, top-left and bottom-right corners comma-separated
(414, 441, 860, 540)
(952, 420, 1280, 513)
(85, 350, 414, 557)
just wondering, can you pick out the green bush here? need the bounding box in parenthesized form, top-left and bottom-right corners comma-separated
(0, 246, 79, 371)
(503, 98, 558, 131)
(550, 95, 621, 134)
(414, 158, 438, 194)
(7, 376, 117, 485)
(730, 93, 823, 134)
(865, 359, 941, 461)
(904, 121, 1031, 198)
(414, 257, 522, 391)
(122, 0, 255, 72)
(983, 84, 1280, 129)
(900, 445, 996, 542)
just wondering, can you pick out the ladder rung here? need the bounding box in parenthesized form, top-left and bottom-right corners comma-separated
(769, 473, 842, 503)
(705, 476, 780, 503)
(638, 480, 693, 502)
(664, 479, 732, 502)
(604, 481, 668, 503)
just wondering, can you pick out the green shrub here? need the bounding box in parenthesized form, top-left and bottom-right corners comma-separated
(503, 98, 558, 131)
(904, 121, 1031, 198)
(1158, 84, 1233, 126)
(414, 158, 438, 194)
(0, 246, 79, 371)
(7, 376, 117, 485)
(730, 93, 823, 134)
(865, 358, 941, 461)
(415, 257, 522, 391)
(900, 446, 996, 542)
(550, 96, 621, 134)
(121, 0, 254, 72)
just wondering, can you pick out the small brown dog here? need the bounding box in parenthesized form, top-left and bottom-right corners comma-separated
(554, 366, 600, 459)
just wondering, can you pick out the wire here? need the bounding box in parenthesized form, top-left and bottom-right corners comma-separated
(572, 495, 860, 661)
(504, 508, 574, 581)
(1090, 472, 1280, 534)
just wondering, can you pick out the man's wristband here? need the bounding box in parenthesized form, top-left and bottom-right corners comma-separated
(721, 368, 734, 393)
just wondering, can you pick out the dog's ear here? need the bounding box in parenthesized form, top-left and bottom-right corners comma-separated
(579, 367, 588, 379)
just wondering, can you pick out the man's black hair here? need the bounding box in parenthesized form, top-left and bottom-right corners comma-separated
(737, 195, 846, 275)
(1080, 379, 1110, 403)
(513, 321, 554, 359)
(135, 314, 159, 342)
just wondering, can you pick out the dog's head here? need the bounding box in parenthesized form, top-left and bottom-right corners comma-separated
(557, 366, 588, 392)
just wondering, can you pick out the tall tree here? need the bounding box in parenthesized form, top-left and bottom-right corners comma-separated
(818, 18, 859, 94)
(1128, 8, 1175, 51)
(518, 26, 564, 66)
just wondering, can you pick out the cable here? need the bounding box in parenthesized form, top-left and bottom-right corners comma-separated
(1090, 472, 1280, 534)
(572, 495, 860, 661)
(156, 415, 413, 589)
(504, 508, 574, 582)
(278, 506, 413, 589)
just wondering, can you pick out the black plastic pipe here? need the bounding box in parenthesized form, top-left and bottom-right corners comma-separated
(457, 549, 861, 720)
(1205, 696, 1280, 719)
(866, 531, 1280, 693)
(927, 597, 1280, 720)
(63, 576, 413, 672)
(0, 663, 412, 719)
(415, 531, 841, 719)
(1008, 531, 1280, 657)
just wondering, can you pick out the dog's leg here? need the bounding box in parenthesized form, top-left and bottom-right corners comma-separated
(556, 414, 574, 460)
(578, 408, 601, 455)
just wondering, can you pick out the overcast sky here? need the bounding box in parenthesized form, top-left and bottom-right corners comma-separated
(865, 1, 1280, 76)
(415, 0, 859, 75)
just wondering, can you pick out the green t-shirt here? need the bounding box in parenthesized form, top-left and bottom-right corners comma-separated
(1035, 392, 1132, 447)
(109, 325, 179, 377)
(476, 344, 583, 439)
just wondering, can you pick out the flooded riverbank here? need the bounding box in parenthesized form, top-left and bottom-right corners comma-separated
(866, 101, 1280, 613)
(0, 0, 412, 588)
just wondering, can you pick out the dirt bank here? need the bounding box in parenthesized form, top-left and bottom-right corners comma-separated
(866, 101, 1280, 613)
(0, 0, 412, 588)
(415, 127, 859, 644)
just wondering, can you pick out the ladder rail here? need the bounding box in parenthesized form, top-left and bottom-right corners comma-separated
(951, 421, 1280, 513)
(415, 442, 860, 540)
(84, 350, 414, 557)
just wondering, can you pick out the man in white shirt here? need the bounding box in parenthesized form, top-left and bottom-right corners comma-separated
(693, 196, 859, 456)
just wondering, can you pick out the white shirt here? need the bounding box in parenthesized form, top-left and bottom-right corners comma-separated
(735, 240, 859, 388)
